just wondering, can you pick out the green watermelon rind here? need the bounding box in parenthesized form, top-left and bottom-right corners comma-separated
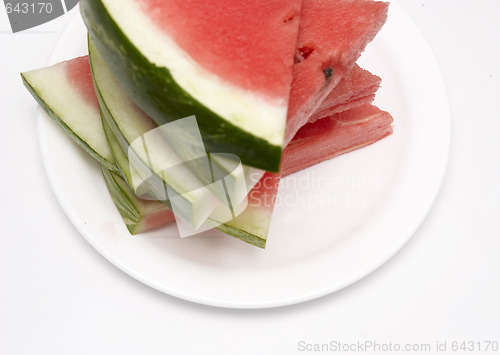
(101, 166, 142, 234)
(21, 73, 119, 174)
(80, 0, 282, 173)
(101, 164, 176, 235)
(212, 219, 267, 249)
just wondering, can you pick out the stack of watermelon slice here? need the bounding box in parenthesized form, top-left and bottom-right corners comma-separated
(22, 0, 393, 248)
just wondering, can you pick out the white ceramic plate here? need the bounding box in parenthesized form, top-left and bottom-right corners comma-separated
(38, 2, 450, 308)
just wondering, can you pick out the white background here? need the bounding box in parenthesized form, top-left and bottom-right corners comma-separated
(1, 1, 499, 354)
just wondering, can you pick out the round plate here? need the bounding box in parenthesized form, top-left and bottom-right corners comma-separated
(38, 2, 450, 308)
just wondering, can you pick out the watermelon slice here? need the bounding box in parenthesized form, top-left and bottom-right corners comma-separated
(80, 0, 302, 172)
(285, 0, 389, 145)
(21, 56, 117, 173)
(307, 64, 381, 124)
(282, 104, 394, 177)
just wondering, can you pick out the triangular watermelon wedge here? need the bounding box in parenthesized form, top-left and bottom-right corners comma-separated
(80, 0, 302, 172)
(21, 56, 117, 173)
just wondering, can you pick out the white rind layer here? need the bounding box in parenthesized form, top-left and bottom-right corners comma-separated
(101, 0, 287, 147)
(23, 64, 113, 162)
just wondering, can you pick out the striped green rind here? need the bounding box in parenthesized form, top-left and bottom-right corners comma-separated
(80, 0, 283, 172)
(101, 166, 141, 234)
(100, 110, 135, 187)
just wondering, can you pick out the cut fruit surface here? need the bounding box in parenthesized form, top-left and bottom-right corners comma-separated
(139, 0, 301, 99)
(21, 56, 117, 172)
(285, 0, 389, 145)
(80, 0, 302, 172)
(282, 104, 394, 177)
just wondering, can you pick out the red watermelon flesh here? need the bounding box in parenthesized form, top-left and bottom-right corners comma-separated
(139, 200, 176, 232)
(65, 56, 99, 108)
(285, 0, 389, 145)
(307, 64, 381, 124)
(139, 0, 302, 100)
(281, 103, 394, 177)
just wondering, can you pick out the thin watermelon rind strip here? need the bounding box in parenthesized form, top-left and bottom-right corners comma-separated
(101, 166, 142, 234)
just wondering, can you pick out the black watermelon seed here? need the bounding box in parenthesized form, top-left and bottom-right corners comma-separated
(323, 67, 333, 81)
